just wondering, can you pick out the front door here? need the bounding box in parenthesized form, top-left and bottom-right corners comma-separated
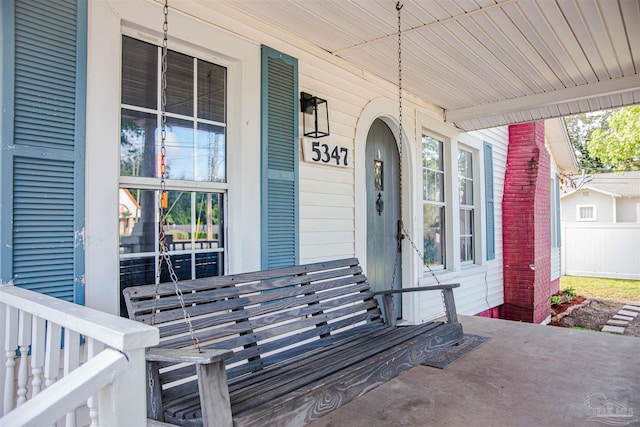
(365, 119, 402, 319)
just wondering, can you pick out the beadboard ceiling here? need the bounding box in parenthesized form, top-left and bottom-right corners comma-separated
(203, 0, 640, 131)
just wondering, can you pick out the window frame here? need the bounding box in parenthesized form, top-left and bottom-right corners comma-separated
(458, 147, 475, 265)
(118, 34, 230, 292)
(576, 204, 597, 221)
(421, 134, 447, 270)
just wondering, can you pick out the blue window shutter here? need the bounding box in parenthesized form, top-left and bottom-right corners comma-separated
(1, 0, 86, 303)
(261, 46, 299, 269)
(483, 142, 495, 261)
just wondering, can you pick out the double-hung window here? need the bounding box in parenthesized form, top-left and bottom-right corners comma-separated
(458, 148, 474, 263)
(118, 35, 227, 313)
(422, 135, 446, 268)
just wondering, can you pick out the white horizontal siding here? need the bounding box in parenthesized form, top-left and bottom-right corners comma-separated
(297, 45, 435, 268)
(617, 197, 640, 223)
(551, 247, 561, 281)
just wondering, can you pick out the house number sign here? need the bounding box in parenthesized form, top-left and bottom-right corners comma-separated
(302, 139, 352, 168)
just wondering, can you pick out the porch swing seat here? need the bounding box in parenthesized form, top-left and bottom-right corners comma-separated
(124, 257, 462, 426)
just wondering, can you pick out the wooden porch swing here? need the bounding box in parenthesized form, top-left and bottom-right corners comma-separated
(123, 2, 463, 426)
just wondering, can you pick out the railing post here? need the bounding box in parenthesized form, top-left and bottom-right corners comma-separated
(87, 338, 105, 427)
(3, 306, 18, 415)
(31, 316, 46, 397)
(16, 311, 32, 406)
(98, 348, 148, 426)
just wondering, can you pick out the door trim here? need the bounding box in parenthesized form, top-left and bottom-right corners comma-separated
(354, 98, 417, 322)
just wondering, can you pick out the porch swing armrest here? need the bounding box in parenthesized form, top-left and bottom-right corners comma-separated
(372, 284, 460, 326)
(146, 347, 233, 364)
(371, 283, 460, 296)
(145, 348, 234, 426)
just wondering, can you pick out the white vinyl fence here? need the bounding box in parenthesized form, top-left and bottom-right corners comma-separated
(562, 222, 640, 280)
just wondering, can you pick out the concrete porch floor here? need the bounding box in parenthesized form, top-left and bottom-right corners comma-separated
(308, 315, 640, 427)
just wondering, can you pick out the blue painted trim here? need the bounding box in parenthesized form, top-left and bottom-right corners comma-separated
(483, 141, 495, 261)
(260, 45, 299, 269)
(260, 46, 269, 269)
(0, 0, 15, 284)
(74, 0, 87, 305)
(553, 174, 562, 248)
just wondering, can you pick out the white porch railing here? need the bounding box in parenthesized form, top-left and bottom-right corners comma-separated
(0, 285, 159, 426)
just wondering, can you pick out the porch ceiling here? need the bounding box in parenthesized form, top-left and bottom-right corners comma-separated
(208, 0, 640, 131)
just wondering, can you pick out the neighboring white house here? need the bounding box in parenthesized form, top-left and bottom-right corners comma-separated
(561, 171, 640, 280)
(562, 171, 640, 223)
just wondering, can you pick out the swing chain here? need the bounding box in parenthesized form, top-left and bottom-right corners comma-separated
(160, 0, 168, 205)
(392, 1, 448, 320)
(389, 1, 404, 295)
(149, 0, 201, 350)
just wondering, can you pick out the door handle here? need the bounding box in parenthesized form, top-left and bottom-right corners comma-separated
(376, 193, 384, 215)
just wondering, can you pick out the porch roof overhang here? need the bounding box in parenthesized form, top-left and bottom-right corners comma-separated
(203, 0, 639, 131)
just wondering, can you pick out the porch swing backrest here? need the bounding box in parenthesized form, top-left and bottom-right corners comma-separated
(125, 258, 383, 381)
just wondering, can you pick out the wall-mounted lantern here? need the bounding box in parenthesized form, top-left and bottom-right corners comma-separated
(301, 92, 329, 138)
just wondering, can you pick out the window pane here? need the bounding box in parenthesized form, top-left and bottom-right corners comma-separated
(374, 160, 384, 191)
(196, 252, 224, 278)
(458, 149, 473, 205)
(460, 236, 473, 263)
(122, 36, 157, 109)
(164, 191, 192, 249)
(119, 255, 155, 316)
(196, 123, 226, 182)
(166, 50, 194, 116)
(121, 110, 157, 178)
(422, 136, 443, 171)
(425, 170, 444, 202)
(160, 254, 193, 282)
(460, 209, 474, 263)
(423, 205, 445, 266)
(423, 136, 444, 203)
(579, 206, 594, 219)
(198, 60, 226, 122)
(458, 149, 470, 177)
(119, 189, 156, 254)
(166, 117, 195, 180)
(459, 176, 473, 205)
(194, 192, 223, 248)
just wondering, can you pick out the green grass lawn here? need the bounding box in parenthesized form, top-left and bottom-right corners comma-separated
(560, 276, 640, 303)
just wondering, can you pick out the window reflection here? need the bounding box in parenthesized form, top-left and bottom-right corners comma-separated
(120, 110, 156, 178)
(422, 135, 446, 268)
(196, 123, 226, 182)
(423, 205, 445, 266)
(374, 160, 383, 191)
(165, 118, 195, 181)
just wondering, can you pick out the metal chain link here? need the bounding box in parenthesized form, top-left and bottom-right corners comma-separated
(150, 0, 201, 349)
(392, 2, 448, 320)
(148, 372, 158, 418)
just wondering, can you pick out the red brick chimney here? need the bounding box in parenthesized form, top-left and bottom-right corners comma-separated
(502, 121, 552, 324)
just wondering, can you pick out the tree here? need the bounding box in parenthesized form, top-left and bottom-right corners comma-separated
(564, 110, 611, 172)
(587, 105, 640, 171)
